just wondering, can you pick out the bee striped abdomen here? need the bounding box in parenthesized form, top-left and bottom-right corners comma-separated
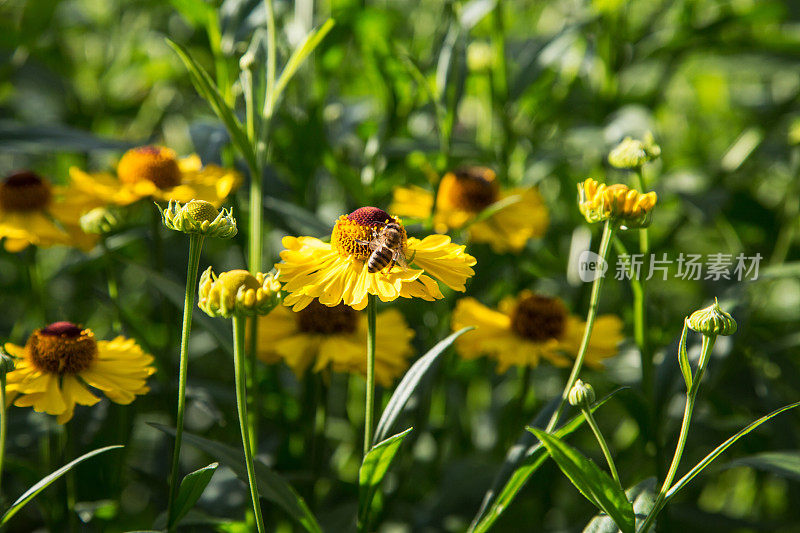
(367, 246, 393, 273)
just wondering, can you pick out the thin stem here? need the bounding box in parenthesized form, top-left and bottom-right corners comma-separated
(264, 0, 276, 117)
(545, 220, 615, 432)
(364, 294, 378, 454)
(166, 234, 205, 529)
(632, 166, 652, 397)
(65, 424, 77, 533)
(101, 237, 122, 332)
(638, 335, 717, 533)
(581, 405, 622, 489)
(233, 315, 266, 533)
(247, 318, 260, 454)
(0, 373, 7, 500)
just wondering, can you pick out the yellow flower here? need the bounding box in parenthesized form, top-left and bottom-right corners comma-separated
(277, 206, 476, 311)
(69, 145, 242, 207)
(4, 321, 155, 424)
(389, 166, 549, 253)
(578, 178, 657, 228)
(0, 170, 98, 252)
(255, 300, 414, 386)
(451, 292, 623, 373)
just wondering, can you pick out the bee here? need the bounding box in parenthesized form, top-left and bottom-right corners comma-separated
(358, 222, 410, 273)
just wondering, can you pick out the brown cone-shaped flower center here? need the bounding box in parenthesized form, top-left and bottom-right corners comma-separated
(439, 166, 499, 213)
(117, 145, 182, 189)
(510, 294, 567, 342)
(296, 300, 358, 334)
(0, 171, 52, 212)
(26, 321, 97, 374)
(331, 206, 407, 261)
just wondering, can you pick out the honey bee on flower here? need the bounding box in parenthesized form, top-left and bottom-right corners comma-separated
(276, 206, 476, 311)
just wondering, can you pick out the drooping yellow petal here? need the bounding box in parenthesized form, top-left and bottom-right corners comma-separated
(389, 186, 435, 221)
(407, 235, 476, 292)
(468, 188, 549, 253)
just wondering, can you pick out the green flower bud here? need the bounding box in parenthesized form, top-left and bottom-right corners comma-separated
(568, 379, 596, 407)
(608, 132, 661, 169)
(80, 206, 125, 235)
(158, 199, 237, 238)
(0, 348, 15, 375)
(687, 298, 737, 337)
(198, 267, 282, 318)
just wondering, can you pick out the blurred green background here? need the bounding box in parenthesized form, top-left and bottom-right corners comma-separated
(1, 0, 800, 531)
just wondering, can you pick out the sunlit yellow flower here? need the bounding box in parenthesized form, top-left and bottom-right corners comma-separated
(277, 206, 476, 311)
(69, 145, 242, 207)
(256, 300, 413, 386)
(578, 178, 657, 228)
(390, 166, 549, 253)
(4, 322, 155, 423)
(0, 170, 98, 252)
(451, 292, 623, 373)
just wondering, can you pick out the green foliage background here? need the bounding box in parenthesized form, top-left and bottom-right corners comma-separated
(1, 0, 800, 531)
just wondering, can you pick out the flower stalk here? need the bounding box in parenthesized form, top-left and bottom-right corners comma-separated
(569, 380, 622, 490)
(166, 233, 205, 527)
(545, 219, 615, 432)
(0, 352, 10, 499)
(233, 315, 266, 533)
(364, 294, 378, 455)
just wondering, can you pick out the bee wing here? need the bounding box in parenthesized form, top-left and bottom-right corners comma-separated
(393, 248, 410, 270)
(369, 237, 383, 251)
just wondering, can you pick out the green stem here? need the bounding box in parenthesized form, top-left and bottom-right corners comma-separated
(233, 315, 266, 533)
(545, 220, 615, 432)
(101, 237, 122, 332)
(364, 294, 378, 454)
(633, 167, 652, 397)
(0, 373, 6, 500)
(248, 318, 260, 454)
(65, 424, 77, 533)
(166, 234, 205, 530)
(581, 405, 622, 489)
(638, 335, 716, 533)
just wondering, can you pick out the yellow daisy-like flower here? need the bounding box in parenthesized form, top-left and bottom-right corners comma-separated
(4, 321, 155, 424)
(578, 178, 657, 228)
(389, 166, 549, 253)
(0, 170, 98, 252)
(277, 206, 476, 311)
(451, 292, 623, 373)
(69, 145, 242, 207)
(256, 300, 414, 386)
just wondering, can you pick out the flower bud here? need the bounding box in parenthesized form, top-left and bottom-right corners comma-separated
(687, 298, 737, 337)
(80, 206, 125, 235)
(159, 199, 237, 238)
(608, 132, 661, 169)
(0, 349, 14, 375)
(578, 178, 657, 228)
(198, 267, 281, 318)
(568, 379, 596, 407)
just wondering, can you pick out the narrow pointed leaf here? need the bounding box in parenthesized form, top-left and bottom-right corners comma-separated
(664, 401, 800, 503)
(584, 477, 656, 532)
(725, 451, 800, 482)
(529, 429, 634, 533)
(359, 428, 413, 531)
(166, 39, 257, 172)
(470, 389, 625, 533)
(678, 318, 692, 390)
(169, 462, 219, 528)
(1, 445, 123, 525)
(269, 19, 335, 111)
(374, 327, 474, 443)
(151, 424, 321, 533)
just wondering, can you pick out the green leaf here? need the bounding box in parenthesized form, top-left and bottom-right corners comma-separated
(0, 445, 123, 525)
(678, 318, 692, 390)
(268, 19, 335, 113)
(374, 328, 474, 443)
(725, 451, 800, 482)
(584, 478, 656, 532)
(166, 39, 258, 172)
(0, 120, 137, 152)
(169, 0, 214, 28)
(358, 428, 413, 531)
(664, 401, 800, 504)
(150, 424, 321, 533)
(470, 390, 625, 533)
(529, 429, 634, 533)
(169, 462, 219, 528)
